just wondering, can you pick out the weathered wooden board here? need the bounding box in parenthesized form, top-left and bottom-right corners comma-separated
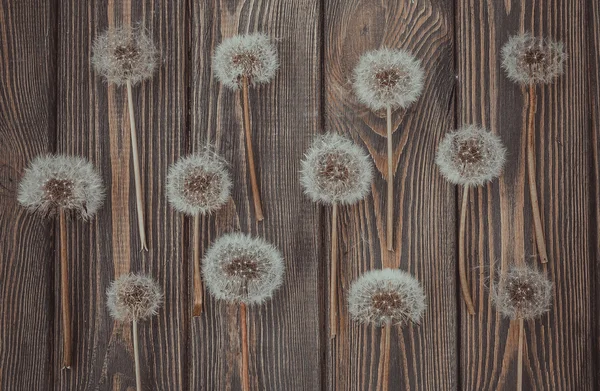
(323, 0, 458, 390)
(190, 1, 323, 390)
(55, 1, 187, 389)
(456, 0, 594, 389)
(0, 0, 56, 389)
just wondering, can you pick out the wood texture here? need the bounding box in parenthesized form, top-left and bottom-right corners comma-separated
(323, 1, 457, 390)
(456, 0, 594, 389)
(1, 0, 598, 389)
(0, 0, 55, 389)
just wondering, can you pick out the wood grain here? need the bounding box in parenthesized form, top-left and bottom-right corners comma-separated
(323, 0, 457, 389)
(55, 1, 187, 389)
(190, 1, 323, 390)
(0, 0, 56, 389)
(456, 0, 594, 389)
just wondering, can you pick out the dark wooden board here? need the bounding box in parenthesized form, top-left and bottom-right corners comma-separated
(456, 0, 594, 389)
(55, 1, 188, 389)
(190, 1, 323, 390)
(323, 0, 457, 390)
(0, 0, 56, 389)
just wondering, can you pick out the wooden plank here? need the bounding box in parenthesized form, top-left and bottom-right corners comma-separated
(0, 0, 56, 389)
(190, 1, 323, 390)
(456, 0, 593, 389)
(55, 1, 187, 389)
(323, 1, 457, 389)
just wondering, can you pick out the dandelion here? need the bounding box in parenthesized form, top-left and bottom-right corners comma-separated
(166, 150, 232, 315)
(348, 269, 426, 391)
(502, 33, 566, 264)
(353, 48, 424, 251)
(92, 26, 159, 251)
(203, 233, 284, 391)
(107, 274, 162, 391)
(435, 125, 506, 315)
(18, 154, 105, 368)
(300, 133, 373, 338)
(213, 33, 279, 222)
(492, 265, 552, 391)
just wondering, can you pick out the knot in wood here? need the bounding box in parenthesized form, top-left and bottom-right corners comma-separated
(43, 177, 74, 204)
(224, 257, 260, 280)
(371, 290, 402, 317)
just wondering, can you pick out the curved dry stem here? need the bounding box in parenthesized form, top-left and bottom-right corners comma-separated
(527, 85, 549, 263)
(330, 203, 339, 339)
(192, 214, 203, 316)
(59, 210, 72, 368)
(133, 320, 142, 391)
(386, 105, 394, 252)
(459, 188, 476, 315)
(126, 81, 148, 251)
(241, 76, 264, 221)
(240, 303, 250, 391)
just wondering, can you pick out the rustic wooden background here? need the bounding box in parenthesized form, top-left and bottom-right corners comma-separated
(0, 0, 597, 390)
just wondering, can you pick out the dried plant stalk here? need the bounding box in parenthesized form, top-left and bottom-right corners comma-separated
(386, 105, 394, 252)
(193, 214, 203, 316)
(126, 80, 148, 250)
(240, 303, 250, 391)
(132, 320, 142, 391)
(526, 85, 548, 264)
(241, 76, 264, 221)
(59, 210, 72, 368)
(330, 203, 339, 338)
(517, 318, 524, 391)
(382, 322, 391, 391)
(459, 188, 476, 315)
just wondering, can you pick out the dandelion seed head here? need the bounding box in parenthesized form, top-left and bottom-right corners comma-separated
(492, 266, 552, 320)
(92, 26, 158, 86)
(18, 155, 105, 219)
(106, 274, 163, 322)
(501, 33, 566, 85)
(348, 269, 426, 327)
(213, 33, 279, 90)
(435, 125, 506, 187)
(353, 48, 424, 111)
(202, 233, 284, 305)
(166, 151, 232, 216)
(300, 133, 373, 205)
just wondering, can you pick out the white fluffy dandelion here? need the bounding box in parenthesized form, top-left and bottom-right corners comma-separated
(92, 25, 159, 251)
(352, 48, 424, 251)
(436, 125, 506, 315)
(106, 273, 162, 391)
(203, 233, 284, 391)
(501, 33, 565, 265)
(348, 268, 426, 391)
(18, 154, 104, 368)
(300, 133, 372, 338)
(212, 33, 279, 222)
(166, 150, 232, 316)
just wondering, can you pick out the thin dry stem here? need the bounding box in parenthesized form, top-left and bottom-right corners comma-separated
(382, 322, 391, 391)
(330, 203, 339, 339)
(240, 303, 250, 391)
(193, 214, 203, 316)
(133, 320, 142, 391)
(241, 76, 264, 221)
(459, 188, 476, 315)
(517, 319, 524, 391)
(527, 85, 549, 263)
(127, 81, 148, 251)
(59, 210, 72, 368)
(386, 105, 394, 252)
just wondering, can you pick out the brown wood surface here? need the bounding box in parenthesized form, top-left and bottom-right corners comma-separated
(0, 0, 598, 390)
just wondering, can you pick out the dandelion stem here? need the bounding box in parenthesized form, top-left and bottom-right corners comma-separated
(126, 80, 148, 251)
(526, 85, 548, 264)
(132, 320, 142, 391)
(330, 202, 339, 339)
(241, 76, 264, 222)
(459, 188, 476, 315)
(59, 210, 72, 368)
(192, 213, 203, 316)
(240, 302, 250, 391)
(386, 105, 394, 252)
(517, 318, 524, 391)
(382, 322, 391, 391)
